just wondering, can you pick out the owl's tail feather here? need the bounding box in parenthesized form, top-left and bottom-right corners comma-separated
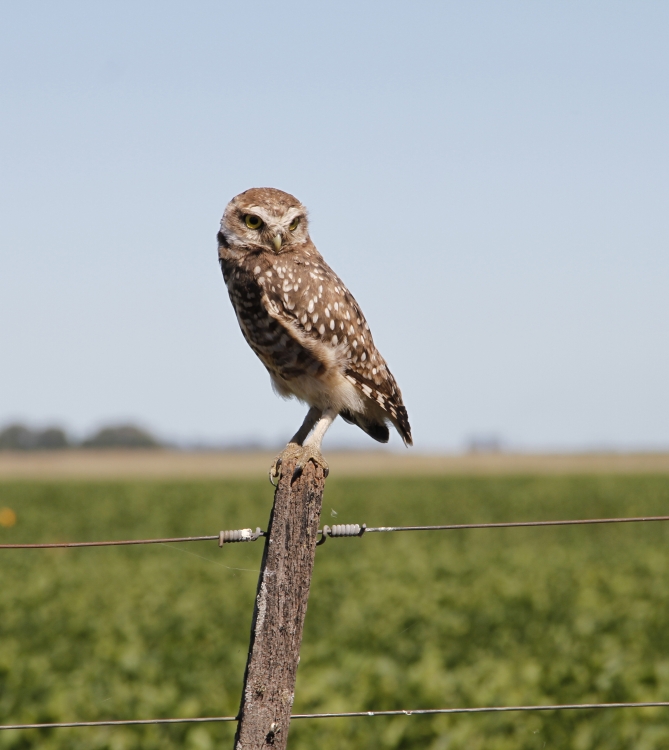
(339, 410, 390, 444)
(393, 405, 413, 447)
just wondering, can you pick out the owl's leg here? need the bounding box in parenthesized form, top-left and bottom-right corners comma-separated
(289, 406, 323, 446)
(270, 407, 335, 484)
(294, 407, 336, 475)
(269, 406, 322, 484)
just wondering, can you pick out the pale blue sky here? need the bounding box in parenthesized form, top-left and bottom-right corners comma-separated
(1, 1, 667, 450)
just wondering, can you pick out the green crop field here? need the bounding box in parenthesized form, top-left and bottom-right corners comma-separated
(1, 474, 669, 749)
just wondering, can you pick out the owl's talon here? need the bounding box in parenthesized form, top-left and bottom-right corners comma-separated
(269, 443, 301, 484)
(293, 445, 329, 481)
(269, 443, 329, 484)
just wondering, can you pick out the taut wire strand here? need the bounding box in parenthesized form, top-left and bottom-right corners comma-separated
(2, 702, 669, 731)
(3, 515, 669, 550)
(363, 515, 669, 533)
(0, 534, 220, 549)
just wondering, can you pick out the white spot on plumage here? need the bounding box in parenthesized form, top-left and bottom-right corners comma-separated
(319, 324, 325, 334)
(254, 266, 261, 275)
(330, 319, 335, 330)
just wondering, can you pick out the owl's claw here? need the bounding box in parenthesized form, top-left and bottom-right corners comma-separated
(293, 445, 329, 480)
(269, 442, 302, 485)
(269, 443, 329, 485)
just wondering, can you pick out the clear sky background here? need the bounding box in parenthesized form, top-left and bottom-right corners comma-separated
(1, 1, 667, 451)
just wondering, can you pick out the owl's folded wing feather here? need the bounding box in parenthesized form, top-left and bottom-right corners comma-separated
(341, 366, 412, 445)
(260, 260, 412, 445)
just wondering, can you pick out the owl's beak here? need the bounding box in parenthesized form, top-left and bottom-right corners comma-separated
(273, 234, 283, 252)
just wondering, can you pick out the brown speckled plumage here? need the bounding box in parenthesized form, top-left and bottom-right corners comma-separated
(218, 187, 412, 448)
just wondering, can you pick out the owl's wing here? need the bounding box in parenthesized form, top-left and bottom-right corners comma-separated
(341, 365, 412, 446)
(260, 257, 412, 445)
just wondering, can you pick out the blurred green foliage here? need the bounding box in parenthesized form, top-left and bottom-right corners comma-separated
(1, 475, 669, 749)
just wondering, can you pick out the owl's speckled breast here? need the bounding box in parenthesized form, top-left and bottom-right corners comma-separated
(220, 255, 325, 382)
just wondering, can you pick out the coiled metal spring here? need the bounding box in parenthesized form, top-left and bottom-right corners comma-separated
(317, 523, 366, 545)
(218, 528, 264, 546)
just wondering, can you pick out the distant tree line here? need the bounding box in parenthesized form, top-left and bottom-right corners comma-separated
(0, 423, 161, 450)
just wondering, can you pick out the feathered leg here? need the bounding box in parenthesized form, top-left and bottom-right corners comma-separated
(270, 407, 336, 484)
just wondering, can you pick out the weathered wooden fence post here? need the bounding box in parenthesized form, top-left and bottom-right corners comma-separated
(233, 460, 325, 749)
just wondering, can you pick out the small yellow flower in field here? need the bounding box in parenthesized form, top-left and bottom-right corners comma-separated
(0, 508, 17, 527)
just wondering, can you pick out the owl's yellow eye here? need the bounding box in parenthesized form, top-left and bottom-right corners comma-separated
(244, 214, 263, 230)
(288, 217, 300, 232)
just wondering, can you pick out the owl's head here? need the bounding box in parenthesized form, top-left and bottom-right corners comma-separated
(218, 187, 310, 255)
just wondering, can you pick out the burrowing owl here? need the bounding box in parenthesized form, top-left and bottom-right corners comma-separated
(218, 187, 412, 481)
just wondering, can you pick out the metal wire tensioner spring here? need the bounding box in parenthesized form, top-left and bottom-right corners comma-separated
(317, 523, 366, 545)
(218, 528, 265, 546)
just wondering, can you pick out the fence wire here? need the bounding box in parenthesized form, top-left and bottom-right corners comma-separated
(2, 701, 669, 731)
(3, 514, 669, 550)
(363, 514, 669, 533)
(3, 511, 669, 733)
(0, 534, 220, 549)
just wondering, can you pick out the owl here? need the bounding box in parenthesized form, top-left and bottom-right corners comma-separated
(217, 187, 412, 482)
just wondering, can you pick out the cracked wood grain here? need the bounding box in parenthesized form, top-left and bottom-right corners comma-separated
(233, 461, 325, 749)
